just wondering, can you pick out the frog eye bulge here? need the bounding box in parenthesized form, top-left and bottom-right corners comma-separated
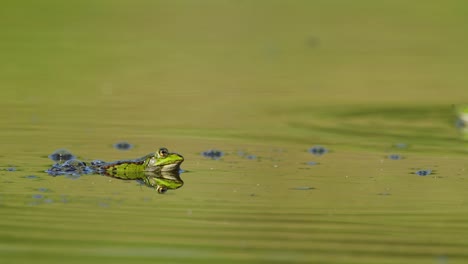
(158, 148, 169, 158)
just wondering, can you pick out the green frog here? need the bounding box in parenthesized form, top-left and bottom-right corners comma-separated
(47, 147, 184, 193)
(94, 148, 184, 175)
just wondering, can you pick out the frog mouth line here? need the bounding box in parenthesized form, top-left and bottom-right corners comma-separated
(160, 163, 182, 172)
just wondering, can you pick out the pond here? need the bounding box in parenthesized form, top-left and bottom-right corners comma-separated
(1, 1, 468, 264)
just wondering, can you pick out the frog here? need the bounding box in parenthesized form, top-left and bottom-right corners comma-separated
(46, 147, 184, 193)
(92, 147, 184, 175)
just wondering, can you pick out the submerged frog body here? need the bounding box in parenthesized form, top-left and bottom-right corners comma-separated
(46, 148, 184, 193)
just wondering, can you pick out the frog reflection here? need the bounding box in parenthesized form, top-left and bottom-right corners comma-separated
(102, 169, 184, 194)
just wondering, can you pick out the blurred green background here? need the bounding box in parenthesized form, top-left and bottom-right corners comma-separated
(2, 0, 468, 147)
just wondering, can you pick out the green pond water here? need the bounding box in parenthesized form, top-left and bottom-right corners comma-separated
(2, 1, 468, 263)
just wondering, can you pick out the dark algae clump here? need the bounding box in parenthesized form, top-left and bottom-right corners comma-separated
(47, 159, 92, 176)
(201, 149, 224, 159)
(113, 141, 133, 150)
(414, 169, 432, 176)
(308, 146, 328, 156)
(387, 154, 402, 160)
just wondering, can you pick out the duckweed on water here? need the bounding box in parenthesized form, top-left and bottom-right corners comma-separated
(237, 151, 258, 160)
(388, 154, 402, 160)
(415, 169, 432, 176)
(48, 149, 75, 163)
(394, 143, 408, 149)
(201, 149, 224, 159)
(23, 175, 39, 179)
(113, 141, 133, 150)
(46, 159, 92, 176)
(32, 194, 44, 199)
(308, 146, 328, 156)
(37, 187, 50, 192)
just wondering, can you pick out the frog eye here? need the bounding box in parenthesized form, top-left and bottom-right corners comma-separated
(156, 186, 167, 194)
(158, 148, 169, 158)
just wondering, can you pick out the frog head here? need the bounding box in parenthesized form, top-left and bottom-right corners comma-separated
(147, 147, 184, 172)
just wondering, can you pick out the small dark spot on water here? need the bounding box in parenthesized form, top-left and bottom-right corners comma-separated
(305, 35, 320, 48)
(394, 143, 408, 149)
(23, 175, 39, 179)
(308, 146, 328, 156)
(48, 149, 75, 163)
(414, 169, 432, 176)
(378, 192, 391, 196)
(32, 194, 44, 199)
(292, 186, 315, 191)
(456, 118, 465, 129)
(113, 141, 133, 150)
(202, 149, 224, 159)
(135, 179, 146, 186)
(64, 174, 81, 180)
(246, 155, 257, 160)
(437, 255, 448, 264)
(98, 202, 110, 208)
(237, 151, 258, 160)
(387, 154, 402, 160)
(5, 167, 17, 172)
(61, 195, 70, 203)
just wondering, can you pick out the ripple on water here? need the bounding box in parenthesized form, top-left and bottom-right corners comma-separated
(292, 186, 315, 191)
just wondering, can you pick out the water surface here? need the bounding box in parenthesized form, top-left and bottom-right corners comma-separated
(2, 1, 468, 263)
